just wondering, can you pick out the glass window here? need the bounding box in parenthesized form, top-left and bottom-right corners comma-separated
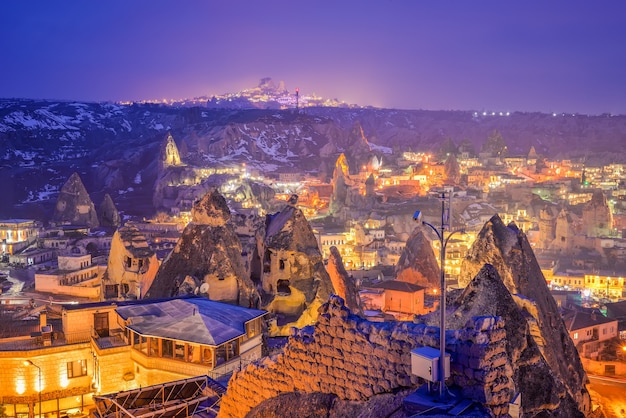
(175, 342, 185, 360)
(67, 359, 87, 378)
(246, 318, 261, 338)
(140, 336, 148, 354)
(162, 339, 173, 358)
(149, 337, 159, 356)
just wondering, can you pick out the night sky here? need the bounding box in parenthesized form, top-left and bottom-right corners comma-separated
(1, 1, 626, 114)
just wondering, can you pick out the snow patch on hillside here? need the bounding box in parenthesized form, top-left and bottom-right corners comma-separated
(369, 143, 393, 154)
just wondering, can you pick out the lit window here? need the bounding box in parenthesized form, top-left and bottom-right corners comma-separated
(573, 332, 578, 340)
(67, 359, 87, 378)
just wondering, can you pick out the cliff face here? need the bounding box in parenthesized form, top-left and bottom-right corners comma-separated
(52, 172, 99, 228)
(458, 214, 591, 416)
(144, 189, 257, 307)
(394, 226, 440, 288)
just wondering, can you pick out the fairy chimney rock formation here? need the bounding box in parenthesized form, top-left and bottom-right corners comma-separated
(52, 172, 99, 228)
(326, 246, 362, 315)
(160, 132, 182, 170)
(394, 226, 440, 289)
(98, 193, 121, 228)
(458, 214, 591, 415)
(191, 188, 231, 226)
(103, 224, 159, 300)
(451, 264, 589, 417)
(582, 189, 613, 237)
(257, 202, 334, 336)
(144, 189, 257, 307)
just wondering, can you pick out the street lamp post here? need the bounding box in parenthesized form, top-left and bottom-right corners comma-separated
(24, 360, 42, 418)
(414, 192, 463, 400)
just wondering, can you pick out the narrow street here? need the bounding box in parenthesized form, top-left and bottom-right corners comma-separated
(589, 375, 626, 418)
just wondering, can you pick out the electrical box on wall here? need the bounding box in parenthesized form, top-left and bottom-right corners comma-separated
(410, 346, 450, 382)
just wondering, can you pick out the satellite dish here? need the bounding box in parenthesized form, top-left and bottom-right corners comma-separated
(199, 283, 210, 294)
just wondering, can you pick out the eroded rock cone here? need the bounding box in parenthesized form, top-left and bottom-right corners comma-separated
(144, 189, 257, 307)
(257, 200, 334, 336)
(53, 172, 99, 227)
(459, 214, 591, 416)
(452, 264, 588, 417)
(395, 226, 440, 289)
(98, 193, 121, 228)
(103, 224, 158, 300)
(327, 246, 362, 315)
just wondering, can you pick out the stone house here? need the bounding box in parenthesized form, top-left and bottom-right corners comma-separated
(0, 297, 266, 417)
(102, 225, 159, 300)
(364, 280, 428, 319)
(0, 219, 40, 256)
(564, 309, 619, 359)
(35, 253, 104, 299)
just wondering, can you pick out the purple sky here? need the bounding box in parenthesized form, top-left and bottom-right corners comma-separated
(1, 1, 626, 114)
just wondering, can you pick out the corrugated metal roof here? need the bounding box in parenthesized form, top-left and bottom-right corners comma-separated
(116, 298, 267, 346)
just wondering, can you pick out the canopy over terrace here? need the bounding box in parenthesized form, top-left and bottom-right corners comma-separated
(115, 297, 267, 346)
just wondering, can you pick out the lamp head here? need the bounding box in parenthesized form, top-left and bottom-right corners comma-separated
(413, 210, 423, 223)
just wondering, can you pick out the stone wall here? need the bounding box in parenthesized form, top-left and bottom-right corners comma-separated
(219, 296, 514, 418)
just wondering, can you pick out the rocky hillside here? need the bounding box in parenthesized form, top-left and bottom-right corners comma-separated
(2, 97, 625, 219)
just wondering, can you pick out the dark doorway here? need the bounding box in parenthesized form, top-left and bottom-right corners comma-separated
(94, 312, 110, 337)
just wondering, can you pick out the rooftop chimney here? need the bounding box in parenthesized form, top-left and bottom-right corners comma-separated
(40, 310, 47, 330)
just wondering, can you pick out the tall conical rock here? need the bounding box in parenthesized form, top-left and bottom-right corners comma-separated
(159, 132, 182, 171)
(103, 224, 159, 300)
(327, 246, 362, 315)
(256, 198, 334, 336)
(452, 264, 589, 417)
(52, 172, 99, 228)
(98, 193, 121, 228)
(144, 189, 257, 307)
(394, 226, 440, 289)
(459, 214, 590, 415)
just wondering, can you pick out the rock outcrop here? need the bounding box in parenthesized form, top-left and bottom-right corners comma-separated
(394, 226, 440, 289)
(458, 214, 591, 416)
(52, 172, 99, 228)
(144, 189, 258, 307)
(159, 132, 182, 171)
(254, 197, 334, 336)
(329, 153, 351, 216)
(219, 295, 507, 418)
(98, 193, 121, 228)
(326, 246, 362, 315)
(451, 264, 588, 417)
(102, 224, 159, 300)
(582, 189, 613, 238)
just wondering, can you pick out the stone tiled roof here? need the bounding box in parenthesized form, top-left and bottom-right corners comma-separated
(564, 310, 616, 332)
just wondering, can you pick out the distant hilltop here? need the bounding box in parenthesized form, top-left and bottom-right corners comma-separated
(118, 77, 360, 110)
